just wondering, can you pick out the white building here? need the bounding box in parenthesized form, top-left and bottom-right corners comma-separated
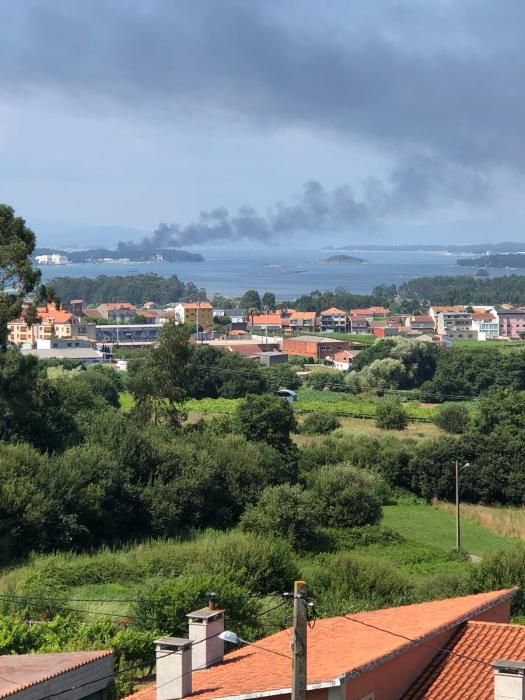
(35, 253, 69, 265)
(471, 310, 500, 340)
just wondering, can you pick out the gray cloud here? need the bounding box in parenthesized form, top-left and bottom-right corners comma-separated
(118, 160, 488, 248)
(1, 0, 525, 174)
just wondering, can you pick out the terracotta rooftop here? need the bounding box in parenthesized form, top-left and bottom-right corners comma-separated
(431, 306, 466, 313)
(125, 590, 514, 700)
(37, 304, 74, 324)
(181, 302, 213, 310)
(250, 314, 283, 325)
(411, 315, 434, 323)
(0, 650, 112, 698)
(290, 311, 316, 320)
(403, 620, 525, 699)
(321, 307, 347, 315)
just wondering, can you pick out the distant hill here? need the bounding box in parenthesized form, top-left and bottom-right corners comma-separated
(34, 247, 204, 263)
(458, 253, 525, 268)
(325, 242, 525, 254)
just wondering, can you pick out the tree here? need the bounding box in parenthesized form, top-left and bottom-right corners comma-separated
(434, 404, 471, 434)
(128, 322, 191, 426)
(0, 204, 52, 349)
(240, 289, 261, 310)
(240, 484, 316, 548)
(300, 413, 341, 435)
(375, 400, 408, 430)
(234, 394, 297, 451)
(264, 363, 301, 392)
(261, 292, 276, 310)
(309, 465, 383, 528)
(362, 358, 406, 390)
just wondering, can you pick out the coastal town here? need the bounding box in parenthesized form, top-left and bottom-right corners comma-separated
(8, 298, 525, 367)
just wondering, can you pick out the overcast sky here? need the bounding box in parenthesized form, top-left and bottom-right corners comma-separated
(1, 0, 525, 248)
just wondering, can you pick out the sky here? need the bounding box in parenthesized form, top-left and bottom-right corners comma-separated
(1, 0, 525, 249)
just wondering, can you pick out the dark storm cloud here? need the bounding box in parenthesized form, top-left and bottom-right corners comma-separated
(0, 0, 521, 243)
(1, 0, 525, 171)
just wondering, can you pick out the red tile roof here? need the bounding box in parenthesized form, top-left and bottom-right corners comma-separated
(471, 312, 496, 321)
(403, 620, 525, 699)
(37, 304, 74, 324)
(250, 314, 283, 325)
(0, 650, 112, 698)
(321, 307, 347, 315)
(412, 315, 434, 323)
(125, 590, 514, 700)
(290, 311, 316, 320)
(181, 302, 213, 310)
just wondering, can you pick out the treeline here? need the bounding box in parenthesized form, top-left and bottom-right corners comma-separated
(49, 274, 208, 305)
(458, 253, 525, 269)
(398, 274, 525, 305)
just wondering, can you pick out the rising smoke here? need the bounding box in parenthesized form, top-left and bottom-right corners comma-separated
(116, 159, 489, 251)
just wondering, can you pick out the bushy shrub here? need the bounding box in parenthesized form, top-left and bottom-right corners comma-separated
(470, 544, 525, 614)
(375, 400, 408, 430)
(240, 485, 316, 548)
(300, 413, 341, 435)
(309, 465, 383, 528)
(315, 525, 404, 551)
(434, 404, 471, 434)
(308, 551, 414, 612)
(132, 573, 260, 640)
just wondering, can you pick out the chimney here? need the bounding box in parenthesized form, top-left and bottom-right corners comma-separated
(155, 637, 192, 700)
(493, 660, 525, 700)
(187, 606, 225, 670)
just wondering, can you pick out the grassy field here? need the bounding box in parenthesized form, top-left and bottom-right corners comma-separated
(382, 502, 520, 557)
(0, 502, 517, 621)
(435, 501, 525, 540)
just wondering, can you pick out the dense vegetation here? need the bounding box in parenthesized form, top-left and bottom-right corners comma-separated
(458, 253, 525, 269)
(49, 274, 208, 305)
(3, 206, 525, 695)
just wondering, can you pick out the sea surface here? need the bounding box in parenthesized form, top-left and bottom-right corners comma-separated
(38, 249, 517, 299)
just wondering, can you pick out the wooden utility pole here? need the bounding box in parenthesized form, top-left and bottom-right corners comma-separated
(292, 580, 307, 700)
(455, 460, 461, 552)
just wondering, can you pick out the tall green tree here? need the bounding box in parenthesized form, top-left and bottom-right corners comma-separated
(240, 289, 262, 310)
(128, 322, 191, 426)
(234, 394, 297, 451)
(0, 204, 53, 348)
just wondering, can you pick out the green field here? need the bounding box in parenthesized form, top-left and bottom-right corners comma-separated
(382, 503, 519, 557)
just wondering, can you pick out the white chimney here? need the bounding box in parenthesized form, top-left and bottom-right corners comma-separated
(187, 606, 225, 670)
(493, 660, 525, 700)
(155, 637, 192, 700)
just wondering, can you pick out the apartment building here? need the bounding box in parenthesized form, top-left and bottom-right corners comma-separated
(173, 302, 214, 328)
(319, 307, 349, 333)
(8, 304, 96, 345)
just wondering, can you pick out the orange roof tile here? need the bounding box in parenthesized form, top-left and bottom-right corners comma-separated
(181, 302, 213, 310)
(290, 312, 316, 320)
(403, 620, 525, 699)
(0, 650, 112, 698)
(321, 307, 347, 315)
(125, 590, 514, 700)
(412, 315, 434, 323)
(37, 304, 74, 324)
(251, 314, 283, 325)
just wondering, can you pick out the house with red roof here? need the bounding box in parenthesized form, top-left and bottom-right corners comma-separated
(320, 308, 349, 333)
(125, 589, 522, 700)
(0, 650, 113, 700)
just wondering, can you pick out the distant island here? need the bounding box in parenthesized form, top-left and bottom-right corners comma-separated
(458, 253, 525, 269)
(34, 247, 204, 263)
(324, 242, 525, 254)
(321, 254, 365, 264)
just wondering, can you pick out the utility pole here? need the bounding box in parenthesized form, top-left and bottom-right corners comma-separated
(196, 302, 200, 343)
(292, 580, 307, 700)
(455, 460, 460, 552)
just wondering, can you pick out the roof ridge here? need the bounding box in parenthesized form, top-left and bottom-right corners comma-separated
(0, 650, 112, 699)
